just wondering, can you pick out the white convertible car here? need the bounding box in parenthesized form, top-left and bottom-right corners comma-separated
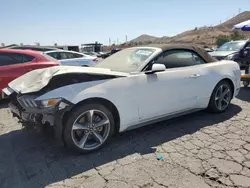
(3, 44, 241, 153)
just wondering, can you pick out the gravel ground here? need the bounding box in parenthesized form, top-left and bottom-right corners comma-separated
(1, 87, 250, 188)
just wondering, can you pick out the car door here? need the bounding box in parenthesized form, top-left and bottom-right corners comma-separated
(59, 52, 87, 66)
(71, 52, 95, 66)
(135, 49, 208, 121)
(0, 52, 35, 93)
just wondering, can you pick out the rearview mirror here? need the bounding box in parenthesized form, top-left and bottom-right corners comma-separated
(145, 63, 166, 74)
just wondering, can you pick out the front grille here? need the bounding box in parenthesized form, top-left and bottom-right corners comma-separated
(17, 95, 38, 108)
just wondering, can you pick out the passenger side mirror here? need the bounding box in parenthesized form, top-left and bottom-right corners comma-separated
(145, 63, 166, 74)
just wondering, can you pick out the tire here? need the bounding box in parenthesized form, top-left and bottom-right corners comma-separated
(207, 80, 232, 113)
(63, 103, 115, 154)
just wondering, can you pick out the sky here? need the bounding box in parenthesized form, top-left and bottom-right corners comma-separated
(1, 0, 250, 46)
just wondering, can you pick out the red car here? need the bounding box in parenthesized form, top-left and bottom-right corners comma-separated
(0, 49, 60, 98)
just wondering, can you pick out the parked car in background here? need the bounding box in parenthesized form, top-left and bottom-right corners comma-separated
(82, 51, 99, 57)
(209, 40, 250, 68)
(8, 45, 60, 52)
(0, 49, 60, 98)
(4, 44, 241, 153)
(98, 49, 122, 59)
(204, 48, 214, 53)
(44, 50, 102, 67)
(99, 51, 112, 59)
(111, 48, 122, 55)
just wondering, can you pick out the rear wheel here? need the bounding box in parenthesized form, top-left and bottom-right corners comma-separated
(207, 80, 232, 113)
(63, 103, 115, 154)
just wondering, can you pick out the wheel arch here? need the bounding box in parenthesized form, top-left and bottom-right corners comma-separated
(209, 77, 235, 102)
(219, 78, 235, 99)
(62, 97, 121, 134)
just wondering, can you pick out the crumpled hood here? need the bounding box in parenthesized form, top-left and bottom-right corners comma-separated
(209, 50, 237, 57)
(8, 66, 128, 94)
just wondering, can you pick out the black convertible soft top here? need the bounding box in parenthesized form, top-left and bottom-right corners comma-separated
(139, 44, 217, 63)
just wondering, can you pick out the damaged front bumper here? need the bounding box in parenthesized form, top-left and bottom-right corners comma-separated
(4, 88, 73, 143)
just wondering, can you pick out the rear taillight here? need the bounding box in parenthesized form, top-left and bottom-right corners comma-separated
(93, 58, 99, 62)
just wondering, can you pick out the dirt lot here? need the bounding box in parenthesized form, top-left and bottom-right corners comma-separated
(1, 87, 250, 188)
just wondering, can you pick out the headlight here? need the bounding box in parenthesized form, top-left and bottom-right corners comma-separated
(36, 98, 62, 108)
(225, 54, 235, 60)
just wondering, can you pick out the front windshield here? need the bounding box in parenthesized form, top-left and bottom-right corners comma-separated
(95, 48, 156, 73)
(217, 41, 246, 51)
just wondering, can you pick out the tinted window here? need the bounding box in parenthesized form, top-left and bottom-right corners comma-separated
(57, 52, 83, 59)
(65, 52, 75, 59)
(154, 50, 206, 69)
(23, 54, 35, 63)
(47, 52, 61, 60)
(73, 53, 84, 58)
(59, 52, 69, 59)
(0, 53, 23, 66)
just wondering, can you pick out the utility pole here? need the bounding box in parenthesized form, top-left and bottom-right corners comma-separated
(117, 38, 119, 45)
(125, 35, 128, 43)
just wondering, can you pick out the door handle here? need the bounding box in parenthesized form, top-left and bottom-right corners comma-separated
(190, 74, 200, 78)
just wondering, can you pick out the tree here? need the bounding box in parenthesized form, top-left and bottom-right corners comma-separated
(230, 30, 245, 41)
(216, 35, 231, 47)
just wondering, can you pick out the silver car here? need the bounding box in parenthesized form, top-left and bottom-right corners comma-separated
(44, 50, 101, 67)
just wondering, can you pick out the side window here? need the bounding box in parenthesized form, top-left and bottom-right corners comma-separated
(155, 50, 206, 69)
(47, 52, 61, 60)
(73, 53, 84, 58)
(58, 52, 74, 59)
(65, 52, 75, 59)
(23, 54, 35, 63)
(0, 53, 23, 66)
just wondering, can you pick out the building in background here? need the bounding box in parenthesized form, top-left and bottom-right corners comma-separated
(81, 42, 103, 53)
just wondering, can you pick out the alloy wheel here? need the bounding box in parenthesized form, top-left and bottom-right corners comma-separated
(215, 84, 231, 111)
(71, 109, 110, 150)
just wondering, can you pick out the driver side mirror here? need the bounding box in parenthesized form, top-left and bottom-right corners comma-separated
(145, 63, 166, 74)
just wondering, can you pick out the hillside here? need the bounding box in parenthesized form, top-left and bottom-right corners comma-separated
(128, 34, 160, 44)
(128, 11, 250, 47)
(216, 11, 250, 29)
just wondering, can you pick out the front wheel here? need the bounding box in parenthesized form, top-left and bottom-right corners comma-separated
(63, 103, 115, 154)
(207, 80, 232, 113)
